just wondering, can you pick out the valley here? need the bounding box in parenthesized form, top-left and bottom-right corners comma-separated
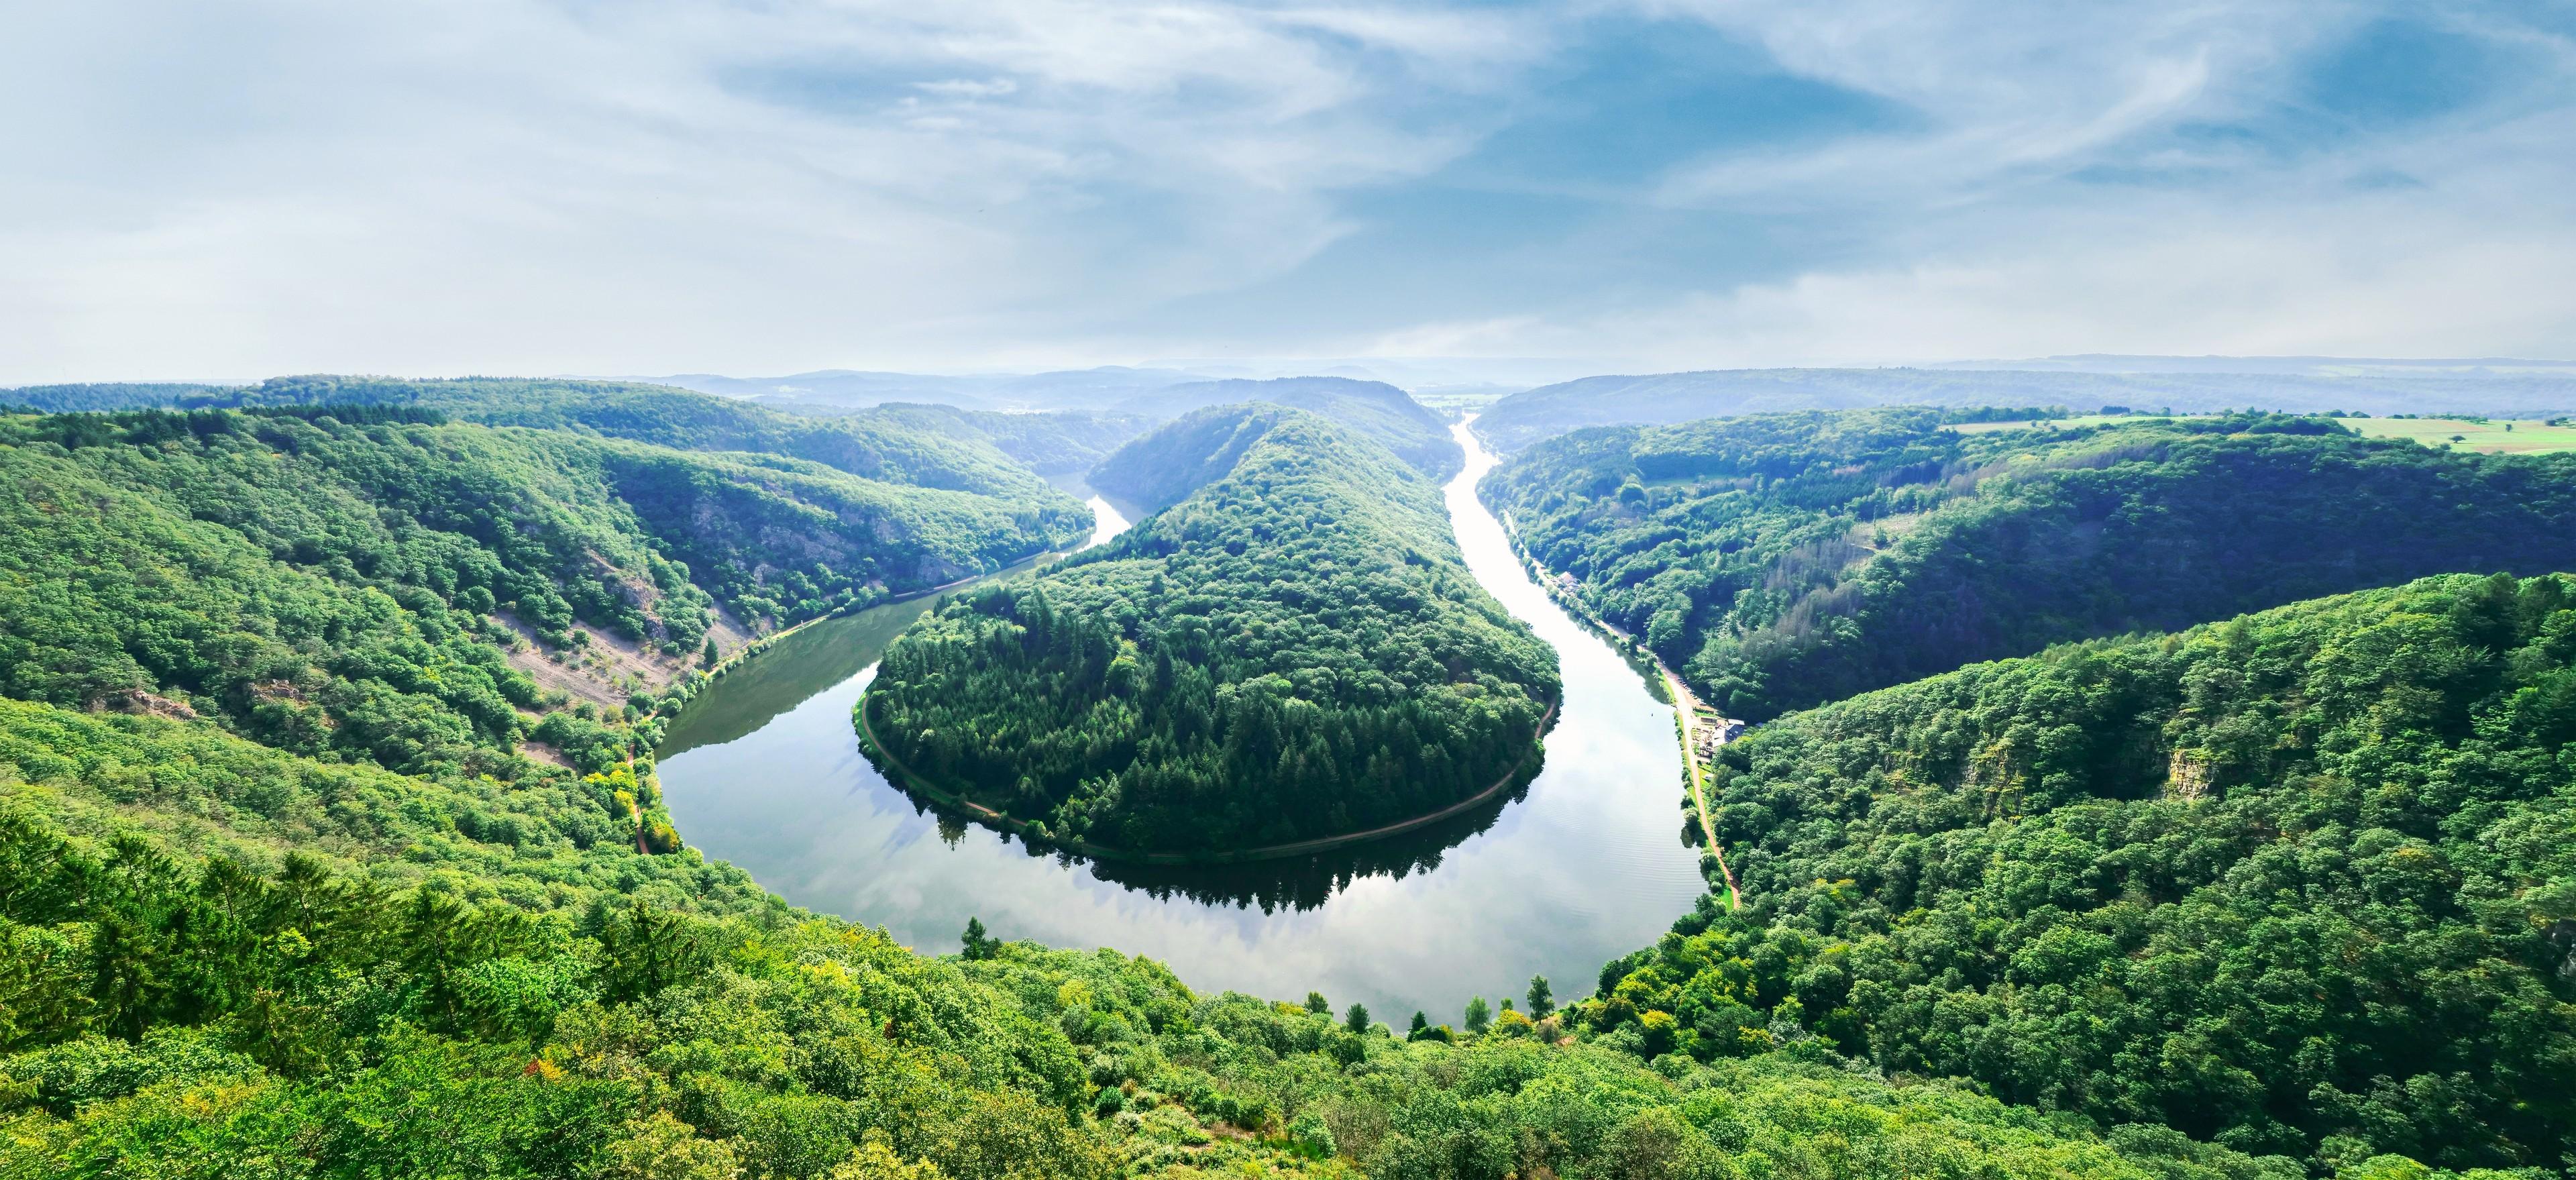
(2, 374, 2569, 1178)
(653, 423, 1703, 1020)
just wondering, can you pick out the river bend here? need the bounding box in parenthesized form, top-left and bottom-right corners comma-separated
(658, 427, 1703, 1020)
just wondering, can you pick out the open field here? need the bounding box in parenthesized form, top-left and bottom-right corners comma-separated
(1945, 414, 2576, 455)
(1943, 413, 2178, 434)
(2343, 417, 2576, 454)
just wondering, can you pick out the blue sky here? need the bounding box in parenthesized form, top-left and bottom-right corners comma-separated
(4, 0, 2574, 382)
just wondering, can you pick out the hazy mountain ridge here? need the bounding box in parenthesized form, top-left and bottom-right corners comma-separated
(1475, 366, 2576, 451)
(1110, 376, 1463, 478)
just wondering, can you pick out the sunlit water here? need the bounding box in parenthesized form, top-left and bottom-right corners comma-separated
(658, 427, 1703, 1020)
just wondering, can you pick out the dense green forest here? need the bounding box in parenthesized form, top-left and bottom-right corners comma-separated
(0, 407, 1085, 775)
(1585, 574, 2576, 1172)
(1485, 411, 2576, 719)
(0, 755, 2304, 1179)
(2, 386, 2562, 1177)
(2, 382, 245, 413)
(864, 406, 1556, 853)
(0, 389, 2306, 1173)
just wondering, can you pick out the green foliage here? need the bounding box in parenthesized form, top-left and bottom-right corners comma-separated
(0, 407, 1082, 773)
(1, 745, 2284, 1180)
(0, 382, 246, 413)
(10, 386, 2561, 1177)
(956, 940, 2296, 1180)
(1486, 410, 2576, 719)
(865, 407, 1558, 852)
(1586, 574, 2576, 1170)
(960, 917, 999, 961)
(0, 810, 1104, 1178)
(0, 697, 763, 912)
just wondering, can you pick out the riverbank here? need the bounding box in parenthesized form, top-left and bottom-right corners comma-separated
(1489, 511, 1742, 909)
(854, 692, 1559, 865)
(655, 421, 1702, 1019)
(653, 543, 1084, 741)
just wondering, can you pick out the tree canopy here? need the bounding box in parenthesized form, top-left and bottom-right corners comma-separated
(0, 408, 1083, 773)
(1484, 410, 2576, 719)
(1583, 574, 2576, 1171)
(865, 405, 1556, 853)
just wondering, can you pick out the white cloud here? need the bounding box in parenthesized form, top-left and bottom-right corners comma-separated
(1362, 180, 2576, 369)
(912, 78, 1018, 99)
(0, 0, 1525, 380)
(3, 0, 2571, 381)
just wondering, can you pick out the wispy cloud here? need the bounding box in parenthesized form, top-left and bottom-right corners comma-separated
(3, 0, 2572, 381)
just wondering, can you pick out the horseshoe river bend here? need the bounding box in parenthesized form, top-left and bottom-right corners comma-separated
(656, 423, 1705, 1020)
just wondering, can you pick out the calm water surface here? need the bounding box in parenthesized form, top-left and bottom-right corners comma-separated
(659, 432, 1703, 1020)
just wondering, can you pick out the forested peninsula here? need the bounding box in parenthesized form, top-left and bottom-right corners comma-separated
(1483, 410, 2576, 718)
(1587, 573, 2576, 1171)
(862, 405, 1556, 854)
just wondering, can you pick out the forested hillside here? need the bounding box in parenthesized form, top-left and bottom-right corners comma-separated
(1118, 376, 1462, 479)
(865, 406, 1556, 853)
(0, 407, 2294, 1180)
(2, 382, 244, 413)
(0, 766, 2292, 1179)
(0, 407, 1085, 774)
(1485, 410, 2576, 719)
(1587, 574, 2576, 1173)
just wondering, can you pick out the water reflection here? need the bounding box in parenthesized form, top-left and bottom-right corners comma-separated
(657, 426, 1703, 1018)
(661, 494, 1132, 758)
(1077, 782, 1526, 910)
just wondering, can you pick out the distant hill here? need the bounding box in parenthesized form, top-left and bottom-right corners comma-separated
(1, 381, 247, 411)
(1925, 353, 2576, 376)
(630, 366, 1208, 411)
(1114, 376, 1461, 478)
(1474, 366, 2576, 451)
(865, 403, 1153, 480)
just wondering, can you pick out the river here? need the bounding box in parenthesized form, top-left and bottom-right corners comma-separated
(657, 426, 1704, 1022)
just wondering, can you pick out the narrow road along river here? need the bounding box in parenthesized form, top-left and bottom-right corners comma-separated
(657, 422, 1704, 1021)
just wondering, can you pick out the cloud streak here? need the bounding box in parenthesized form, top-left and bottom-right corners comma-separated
(3, 0, 2571, 381)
